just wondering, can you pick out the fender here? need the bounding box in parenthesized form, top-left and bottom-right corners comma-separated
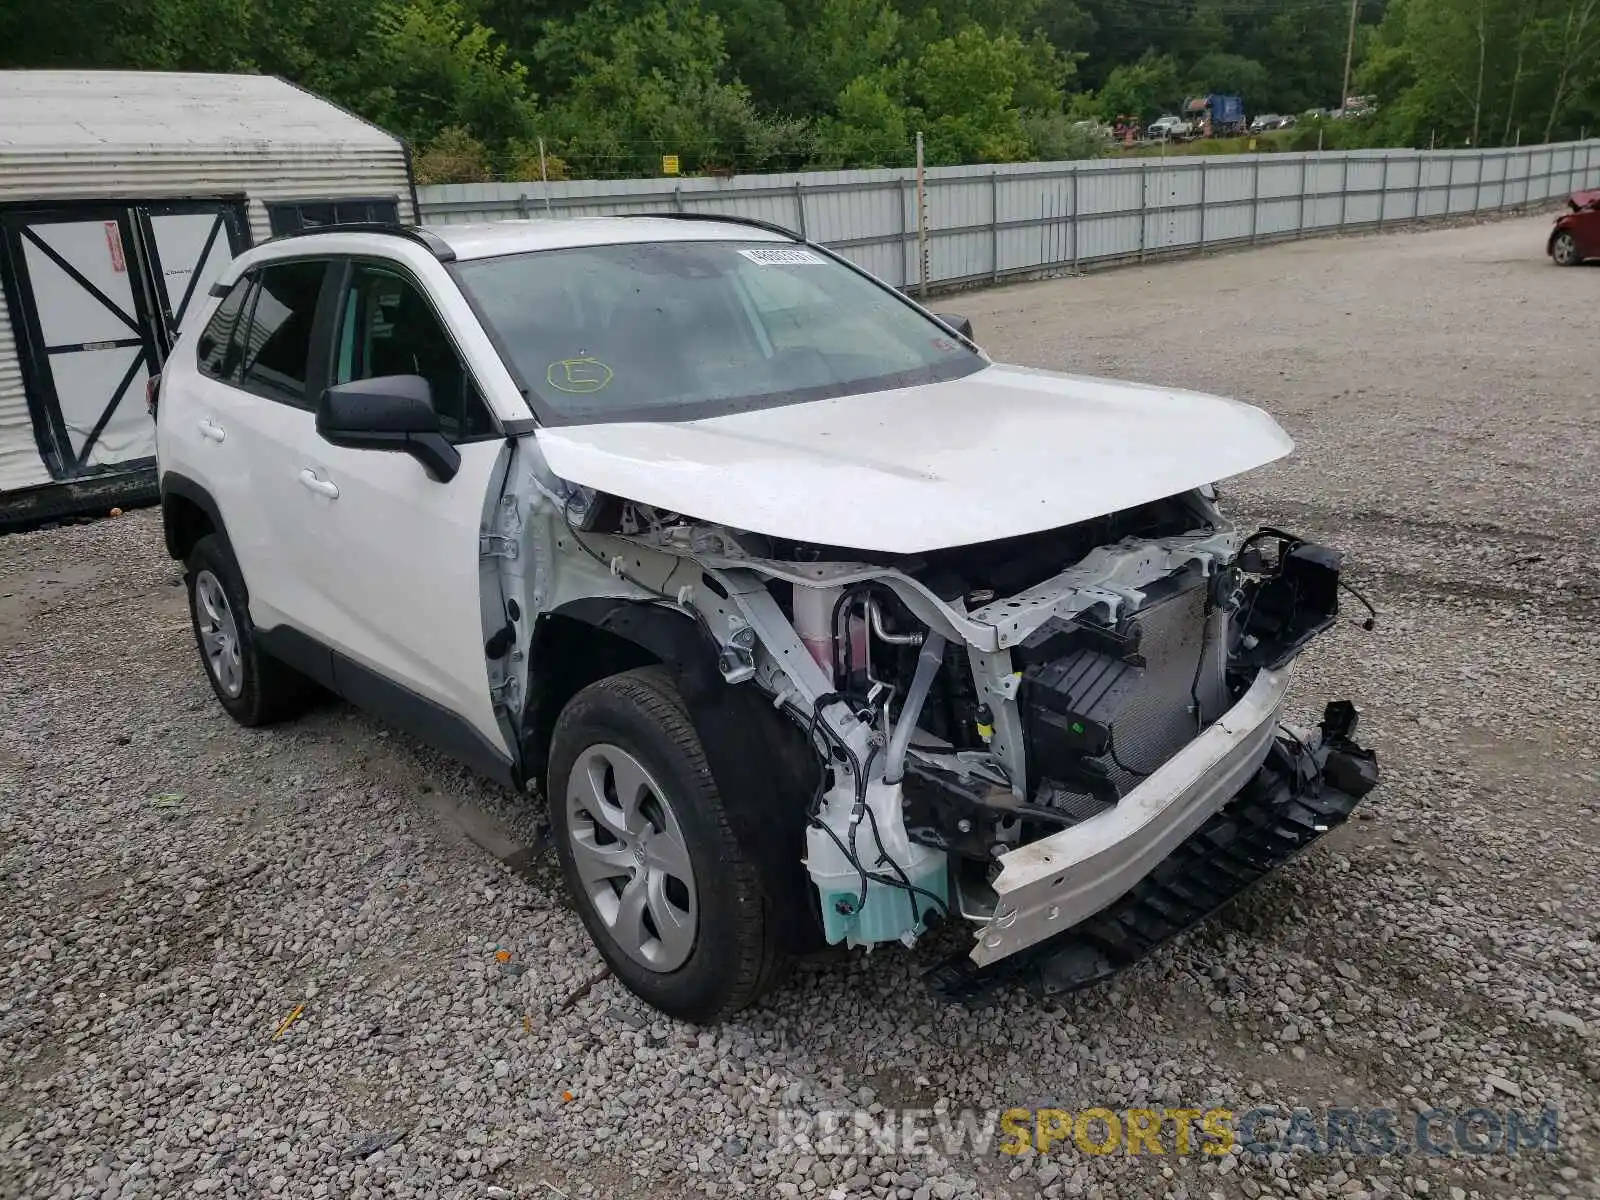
(538, 598, 824, 954)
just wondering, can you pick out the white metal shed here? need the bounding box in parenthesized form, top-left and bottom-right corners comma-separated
(0, 70, 416, 524)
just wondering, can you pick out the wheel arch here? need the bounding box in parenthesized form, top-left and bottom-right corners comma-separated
(527, 598, 823, 954)
(160, 472, 229, 567)
(522, 599, 721, 783)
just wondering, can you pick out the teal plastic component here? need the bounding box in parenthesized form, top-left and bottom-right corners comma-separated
(819, 863, 949, 946)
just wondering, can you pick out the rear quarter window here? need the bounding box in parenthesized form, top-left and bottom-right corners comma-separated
(196, 277, 251, 381)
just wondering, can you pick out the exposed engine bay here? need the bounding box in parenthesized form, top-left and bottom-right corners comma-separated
(510, 476, 1380, 985)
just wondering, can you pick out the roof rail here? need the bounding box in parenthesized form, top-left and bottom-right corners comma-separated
(623, 211, 803, 242)
(263, 222, 456, 262)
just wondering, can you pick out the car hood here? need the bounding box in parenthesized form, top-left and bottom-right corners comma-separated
(534, 362, 1293, 554)
(1568, 189, 1600, 211)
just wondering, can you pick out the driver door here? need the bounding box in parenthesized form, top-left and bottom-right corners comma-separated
(289, 257, 512, 773)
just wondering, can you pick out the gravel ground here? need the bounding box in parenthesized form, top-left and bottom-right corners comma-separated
(3, 215, 1597, 1200)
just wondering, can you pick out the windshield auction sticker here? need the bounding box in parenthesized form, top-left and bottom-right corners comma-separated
(739, 247, 826, 266)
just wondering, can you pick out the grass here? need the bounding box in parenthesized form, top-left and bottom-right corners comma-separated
(1113, 129, 1308, 157)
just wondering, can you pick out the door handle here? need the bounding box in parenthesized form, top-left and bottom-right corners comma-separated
(197, 419, 225, 443)
(298, 469, 340, 499)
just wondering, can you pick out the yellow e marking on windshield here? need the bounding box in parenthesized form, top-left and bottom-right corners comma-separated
(547, 357, 613, 393)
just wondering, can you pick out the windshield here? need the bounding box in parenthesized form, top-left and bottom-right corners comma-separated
(453, 239, 983, 423)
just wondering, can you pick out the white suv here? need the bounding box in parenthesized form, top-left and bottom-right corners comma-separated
(153, 217, 1378, 1022)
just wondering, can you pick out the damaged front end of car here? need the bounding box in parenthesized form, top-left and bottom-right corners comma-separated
(496, 461, 1379, 1001)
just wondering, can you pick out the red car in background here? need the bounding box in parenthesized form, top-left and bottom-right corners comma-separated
(1548, 189, 1600, 265)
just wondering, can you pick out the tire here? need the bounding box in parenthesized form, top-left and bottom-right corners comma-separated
(1551, 232, 1581, 266)
(185, 533, 315, 726)
(548, 666, 789, 1023)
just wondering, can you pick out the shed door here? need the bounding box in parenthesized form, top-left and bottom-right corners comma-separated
(136, 202, 250, 347)
(0, 199, 247, 480)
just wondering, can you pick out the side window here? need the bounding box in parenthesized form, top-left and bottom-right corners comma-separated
(239, 260, 328, 406)
(333, 263, 496, 440)
(223, 275, 258, 383)
(196, 276, 250, 380)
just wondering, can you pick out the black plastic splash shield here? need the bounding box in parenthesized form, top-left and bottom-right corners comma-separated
(925, 719, 1377, 1004)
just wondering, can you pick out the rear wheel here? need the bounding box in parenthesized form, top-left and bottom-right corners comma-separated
(185, 534, 315, 726)
(1551, 231, 1581, 266)
(548, 667, 788, 1023)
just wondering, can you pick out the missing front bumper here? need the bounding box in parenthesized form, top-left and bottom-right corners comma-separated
(972, 666, 1301, 967)
(926, 703, 1378, 1003)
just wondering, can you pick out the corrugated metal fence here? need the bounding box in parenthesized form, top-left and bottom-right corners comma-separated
(420, 141, 1600, 292)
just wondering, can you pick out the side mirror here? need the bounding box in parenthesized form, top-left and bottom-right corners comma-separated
(316, 375, 460, 483)
(935, 312, 975, 341)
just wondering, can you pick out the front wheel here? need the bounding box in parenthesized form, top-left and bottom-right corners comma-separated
(547, 667, 788, 1023)
(1551, 231, 1581, 266)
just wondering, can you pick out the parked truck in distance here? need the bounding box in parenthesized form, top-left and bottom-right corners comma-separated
(1184, 94, 1246, 138)
(1146, 114, 1194, 141)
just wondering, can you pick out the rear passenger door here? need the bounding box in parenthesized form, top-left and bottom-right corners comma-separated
(208, 258, 338, 636)
(290, 258, 511, 764)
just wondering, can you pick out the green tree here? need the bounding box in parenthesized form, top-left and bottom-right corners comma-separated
(1019, 112, 1112, 160)
(1535, 0, 1600, 140)
(909, 26, 1043, 163)
(1187, 53, 1270, 101)
(1097, 53, 1182, 122)
(358, 0, 536, 151)
(892, 0, 1047, 49)
(1012, 34, 1077, 112)
(1239, 0, 1350, 113)
(14, 0, 1587, 180)
(814, 73, 912, 167)
(0, 0, 114, 68)
(1359, 0, 1600, 146)
(110, 0, 259, 72)
(537, 0, 810, 176)
(700, 0, 805, 110)
(414, 125, 494, 182)
(794, 0, 903, 112)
